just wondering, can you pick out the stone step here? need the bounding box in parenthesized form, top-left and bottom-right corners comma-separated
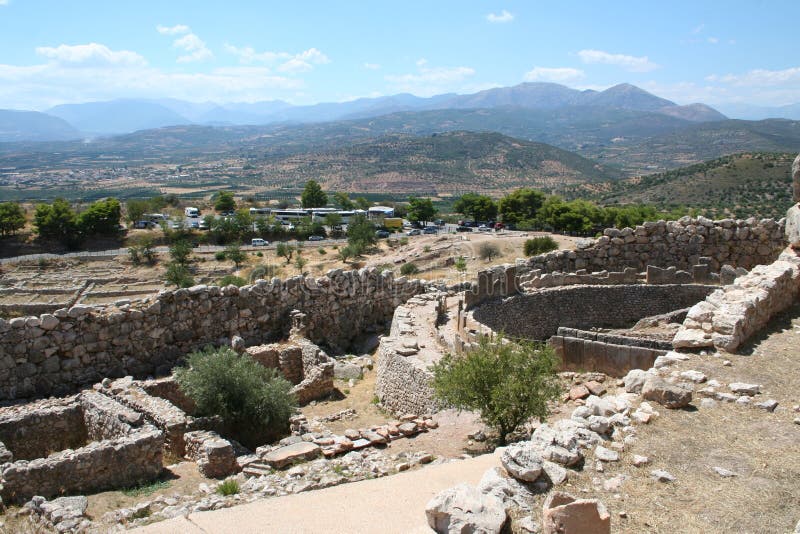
(242, 463, 273, 477)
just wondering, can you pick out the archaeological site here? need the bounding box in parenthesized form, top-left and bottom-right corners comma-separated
(0, 158, 799, 533)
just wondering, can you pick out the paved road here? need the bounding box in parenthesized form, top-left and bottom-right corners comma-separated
(135, 450, 501, 534)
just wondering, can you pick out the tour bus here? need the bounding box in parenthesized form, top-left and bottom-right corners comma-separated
(184, 207, 200, 218)
(249, 207, 271, 216)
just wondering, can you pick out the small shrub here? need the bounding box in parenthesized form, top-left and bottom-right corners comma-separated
(174, 346, 297, 448)
(219, 275, 246, 287)
(295, 255, 308, 271)
(256, 251, 263, 257)
(423, 245, 431, 253)
(454, 256, 467, 272)
(399, 237, 409, 246)
(523, 236, 559, 257)
(431, 334, 560, 445)
(478, 242, 500, 261)
(217, 478, 240, 496)
(164, 262, 195, 288)
(400, 262, 419, 276)
(317, 247, 326, 255)
(343, 388, 350, 395)
(214, 251, 226, 261)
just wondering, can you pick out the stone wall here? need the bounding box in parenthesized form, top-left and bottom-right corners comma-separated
(0, 267, 428, 401)
(1, 427, 163, 503)
(527, 217, 785, 274)
(0, 398, 86, 461)
(673, 248, 800, 352)
(376, 293, 447, 416)
(549, 328, 669, 377)
(0, 392, 164, 502)
(471, 284, 716, 341)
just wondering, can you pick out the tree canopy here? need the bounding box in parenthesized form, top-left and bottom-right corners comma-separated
(453, 193, 497, 222)
(301, 180, 328, 208)
(214, 191, 236, 212)
(0, 202, 26, 236)
(498, 188, 546, 226)
(407, 197, 437, 225)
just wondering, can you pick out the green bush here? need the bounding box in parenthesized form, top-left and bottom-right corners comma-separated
(164, 262, 195, 288)
(431, 334, 560, 445)
(478, 242, 500, 261)
(174, 346, 297, 448)
(454, 256, 467, 272)
(400, 262, 419, 276)
(217, 478, 240, 496)
(219, 275, 246, 287)
(523, 236, 559, 257)
(214, 251, 226, 261)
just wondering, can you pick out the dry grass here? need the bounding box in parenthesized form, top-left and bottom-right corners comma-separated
(524, 304, 800, 533)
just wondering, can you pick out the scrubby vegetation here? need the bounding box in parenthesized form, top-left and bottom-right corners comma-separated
(432, 334, 560, 445)
(524, 236, 559, 256)
(174, 346, 297, 448)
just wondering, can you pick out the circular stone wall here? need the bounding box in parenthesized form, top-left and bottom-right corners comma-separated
(471, 284, 715, 340)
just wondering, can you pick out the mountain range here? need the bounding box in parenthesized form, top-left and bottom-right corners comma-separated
(1, 82, 729, 140)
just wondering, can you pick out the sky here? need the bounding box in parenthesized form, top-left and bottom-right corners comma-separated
(0, 0, 798, 110)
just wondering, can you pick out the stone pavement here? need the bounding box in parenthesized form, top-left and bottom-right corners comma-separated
(135, 450, 501, 534)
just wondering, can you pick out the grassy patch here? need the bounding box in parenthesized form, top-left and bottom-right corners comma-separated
(121, 479, 170, 497)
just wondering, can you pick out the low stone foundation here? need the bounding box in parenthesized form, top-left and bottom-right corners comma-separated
(0, 393, 164, 503)
(184, 430, 239, 479)
(673, 248, 800, 351)
(549, 328, 669, 377)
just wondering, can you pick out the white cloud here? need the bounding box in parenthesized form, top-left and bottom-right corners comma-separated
(577, 49, 659, 72)
(156, 25, 212, 63)
(523, 66, 585, 83)
(156, 24, 190, 35)
(707, 66, 800, 87)
(692, 23, 705, 34)
(486, 10, 514, 23)
(363, 62, 381, 70)
(0, 0, 9, 6)
(225, 44, 329, 73)
(173, 33, 213, 63)
(707, 36, 719, 44)
(35, 43, 147, 67)
(385, 61, 475, 96)
(0, 59, 305, 109)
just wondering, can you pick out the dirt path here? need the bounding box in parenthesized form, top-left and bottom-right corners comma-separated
(135, 451, 502, 534)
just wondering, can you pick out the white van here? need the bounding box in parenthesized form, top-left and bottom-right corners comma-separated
(185, 207, 200, 218)
(251, 238, 268, 246)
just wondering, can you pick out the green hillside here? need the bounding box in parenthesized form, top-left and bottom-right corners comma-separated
(568, 152, 795, 219)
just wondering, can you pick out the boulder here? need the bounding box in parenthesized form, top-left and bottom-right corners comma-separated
(623, 369, 650, 394)
(334, 361, 363, 380)
(642, 377, 693, 409)
(594, 446, 619, 462)
(501, 443, 543, 482)
(426, 484, 508, 534)
(478, 467, 536, 512)
(542, 491, 610, 534)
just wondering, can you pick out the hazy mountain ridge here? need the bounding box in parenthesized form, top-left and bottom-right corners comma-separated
(0, 82, 730, 139)
(0, 110, 81, 142)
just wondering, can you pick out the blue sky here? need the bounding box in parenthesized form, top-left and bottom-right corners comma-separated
(0, 0, 798, 110)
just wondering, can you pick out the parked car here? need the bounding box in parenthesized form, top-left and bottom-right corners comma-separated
(456, 226, 473, 233)
(375, 230, 390, 238)
(189, 220, 200, 229)
(477, 225, 491, 232)
(423, 227, 438, 234)
(308, 235, 325, 241)
(251, 238, 268, 246)
(406, 229, 421, 236)
(133, 220, 156, 229)
(435, 219, 445, 226)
